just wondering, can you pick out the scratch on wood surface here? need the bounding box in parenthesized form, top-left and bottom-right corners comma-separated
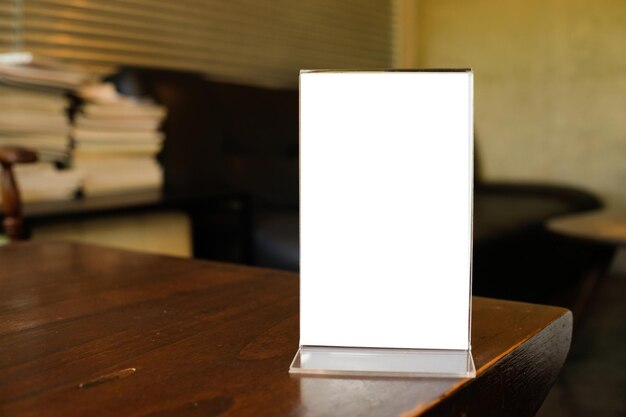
(78, 368, 136, 389)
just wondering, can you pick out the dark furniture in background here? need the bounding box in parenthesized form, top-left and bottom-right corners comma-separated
(0, 240, 573, 417)
(119, 66, 613, 311)
(472, 183, 614, 315)
(115, 67, 299, 265)
(1, 67, 614, 313)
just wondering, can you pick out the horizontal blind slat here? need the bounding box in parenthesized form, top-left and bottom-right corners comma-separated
(3, 0, 393, 88)
(22, 6, 389, 58)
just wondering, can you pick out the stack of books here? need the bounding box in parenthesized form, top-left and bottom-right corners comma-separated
(0, 53, 89, 203)
(72, 83, 166, 196)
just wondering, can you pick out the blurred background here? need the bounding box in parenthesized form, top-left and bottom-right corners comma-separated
(0, 1, 624, 416)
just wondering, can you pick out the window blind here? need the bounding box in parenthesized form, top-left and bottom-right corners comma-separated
(1, 0, 395, 88)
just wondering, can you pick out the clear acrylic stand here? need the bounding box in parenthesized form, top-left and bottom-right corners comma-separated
(295, 70, 476, 379)
(290, 345, 475, 378)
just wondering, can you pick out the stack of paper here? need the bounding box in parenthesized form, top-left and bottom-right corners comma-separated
(73, 83, 166, 196)
(0, 53, 89, 202)
(0, 52, 93, 90)
(0, 85, 71, 161)
(0, 163, 83, 204)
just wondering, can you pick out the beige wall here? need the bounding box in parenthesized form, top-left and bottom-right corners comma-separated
(413, 0, 626, 207)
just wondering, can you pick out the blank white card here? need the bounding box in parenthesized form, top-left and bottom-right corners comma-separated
(300, 70, 473, 350)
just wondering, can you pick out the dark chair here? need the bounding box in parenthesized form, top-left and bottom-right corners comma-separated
(113, 67, 299, 264)
(0, 147, 38, 242)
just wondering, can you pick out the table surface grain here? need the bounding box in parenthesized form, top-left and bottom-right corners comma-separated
(0, 240, 572, 417)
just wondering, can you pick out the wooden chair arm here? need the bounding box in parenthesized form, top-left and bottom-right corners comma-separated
(0, 147, 38, 242)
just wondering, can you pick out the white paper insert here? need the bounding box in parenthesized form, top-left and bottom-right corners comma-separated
(300, 71, 473, 350)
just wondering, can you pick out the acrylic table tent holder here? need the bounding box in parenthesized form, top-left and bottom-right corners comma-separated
(291, 69, 475, 378)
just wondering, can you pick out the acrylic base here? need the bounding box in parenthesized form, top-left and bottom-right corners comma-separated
(289, 345, 476, 378)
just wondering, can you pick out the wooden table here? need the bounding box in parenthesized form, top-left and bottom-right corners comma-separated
(547, 209, 626, 246)
(0, 241, 572, 417)
(547, 209, 623, 318)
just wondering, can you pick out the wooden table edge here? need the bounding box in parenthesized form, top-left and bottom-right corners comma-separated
(404, 305, 573, 416)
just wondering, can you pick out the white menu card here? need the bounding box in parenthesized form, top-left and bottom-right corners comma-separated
(299, 70, 473, 352)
